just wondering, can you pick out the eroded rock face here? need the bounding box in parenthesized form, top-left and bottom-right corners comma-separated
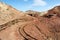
(0, 3, 60, 40)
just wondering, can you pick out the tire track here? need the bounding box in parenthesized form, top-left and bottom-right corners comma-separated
(18, 24, 52, 40)
(18, 25, 37, 40)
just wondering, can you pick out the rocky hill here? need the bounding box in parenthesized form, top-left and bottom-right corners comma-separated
(0, 2, 60, 40)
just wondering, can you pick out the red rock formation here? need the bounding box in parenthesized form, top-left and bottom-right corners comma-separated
(0, 2, 60, 40)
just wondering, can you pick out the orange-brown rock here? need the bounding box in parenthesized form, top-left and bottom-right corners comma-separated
(0, 2, 60, 40)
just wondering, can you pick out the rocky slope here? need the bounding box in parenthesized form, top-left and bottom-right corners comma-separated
(0, 2, 60, 40)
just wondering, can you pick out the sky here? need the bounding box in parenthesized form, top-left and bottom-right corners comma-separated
(0, 0, 60, 12)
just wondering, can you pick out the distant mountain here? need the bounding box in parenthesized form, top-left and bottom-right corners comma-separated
(0, 2, 60, 40)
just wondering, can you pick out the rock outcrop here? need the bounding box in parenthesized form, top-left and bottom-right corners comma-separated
(0, 2, 60, 40)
